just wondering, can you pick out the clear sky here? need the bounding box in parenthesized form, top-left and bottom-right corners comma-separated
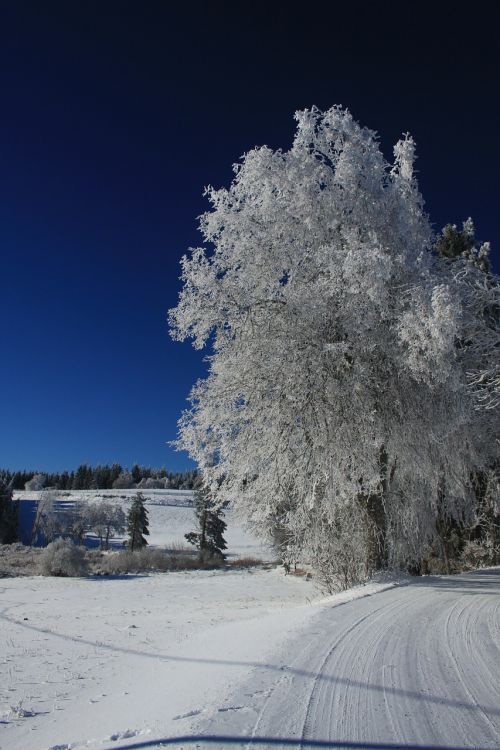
(1, 2, 498, 472)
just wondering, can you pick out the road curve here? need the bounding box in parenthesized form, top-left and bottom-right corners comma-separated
(202, 569, 500, 750)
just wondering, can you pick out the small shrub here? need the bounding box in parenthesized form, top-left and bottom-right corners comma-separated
(308, 509, 370, 593)
(0, 543, 42, 577)
(40, 539, 88, 577)
(98, 547, 224, 575)
(228, 557, 263, 569)
(137, 548, 171, 571)
(98, 548, 168, 574)
(98, 551, 137, 575)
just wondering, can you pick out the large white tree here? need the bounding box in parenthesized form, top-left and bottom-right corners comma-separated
(169, 106, 498, 574)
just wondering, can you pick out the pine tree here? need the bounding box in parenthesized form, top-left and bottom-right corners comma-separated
(126, 493, 149, 551)
(0, 477, 18, 544)
(435, 218, 491, 272)
(185, 483, 227, 560)
(131, 464, 142, 485)
(73, 464, 91, 490)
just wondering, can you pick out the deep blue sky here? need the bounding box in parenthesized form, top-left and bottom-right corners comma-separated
(0, 2, 498, 472)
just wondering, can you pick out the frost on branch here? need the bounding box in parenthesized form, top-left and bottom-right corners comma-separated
(169, 105, 498, 584)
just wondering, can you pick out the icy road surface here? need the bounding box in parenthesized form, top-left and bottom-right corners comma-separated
(200, 569, 500, 749)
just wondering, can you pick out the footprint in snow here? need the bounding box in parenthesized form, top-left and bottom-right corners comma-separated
(173, 709, 204, 720)
(109, 729, 139, 740)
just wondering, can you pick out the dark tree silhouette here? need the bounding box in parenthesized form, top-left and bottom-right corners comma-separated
(126, 493, 150, 551)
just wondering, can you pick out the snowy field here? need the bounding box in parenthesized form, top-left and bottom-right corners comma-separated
(2, 489, 310, 749)
(2, 493, 499, 750)
(0, 567, 319, 750)
(0, 561, 404, 750)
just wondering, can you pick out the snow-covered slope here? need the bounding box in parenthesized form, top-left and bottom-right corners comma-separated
(14, 489, 273, 559)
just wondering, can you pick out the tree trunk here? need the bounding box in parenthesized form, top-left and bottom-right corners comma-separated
(365, 492, 387, 571)
(436, 475, 451, 574)
(360, 447, 390, 572)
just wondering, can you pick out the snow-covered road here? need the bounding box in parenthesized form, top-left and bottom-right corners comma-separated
(199, 569, 500, 750)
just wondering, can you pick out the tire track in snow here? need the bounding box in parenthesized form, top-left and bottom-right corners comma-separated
(298, 607, 390, 749)
(298, 592, 423, 749)
(204, 570, 500, 750)
(443, 592, 500, 743)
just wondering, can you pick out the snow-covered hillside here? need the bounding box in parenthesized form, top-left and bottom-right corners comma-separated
(14, 489, 273, 559)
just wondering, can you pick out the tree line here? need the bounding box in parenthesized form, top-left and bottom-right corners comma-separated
(0, 464, 198, 491)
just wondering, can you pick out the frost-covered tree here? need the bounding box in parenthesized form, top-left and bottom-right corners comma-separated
(25, 473, 46, 491)
(112, 470, 134, 489)
(434, 218, 498, 412)
(169, 105, 498, 577)
(30, 491, 58, 545)
(434, 220, 499, 565)
(64, 500, 88, 545)
(85, 502, 126, 549)
(126, 493, 149, 551)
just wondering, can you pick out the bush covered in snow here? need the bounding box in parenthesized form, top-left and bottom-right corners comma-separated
(461, 540, 499, 570)
(97, 547, 223, 575)
(0, 543, 42, 577)
(39, 539, 88, 577)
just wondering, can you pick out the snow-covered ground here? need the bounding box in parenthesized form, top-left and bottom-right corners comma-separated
(0, 565, 404, 750)
(3, 493, 499, 750)
(204, 569, 500, 750)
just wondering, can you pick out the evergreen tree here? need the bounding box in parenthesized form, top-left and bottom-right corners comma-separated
(110, 463, 123, 486)
(131, 464, 142, 485)
(435, 218, 491, 272)
(126, 493, 149, 551)
(12, 472, 27, 490)
(59, 471, 71, 490)
(185, 483, 227, 560)
(73, 464, 91, 490)
(0, 477, 18, 544)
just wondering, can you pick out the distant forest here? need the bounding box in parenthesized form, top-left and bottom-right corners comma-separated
(0, 464, 198, 491)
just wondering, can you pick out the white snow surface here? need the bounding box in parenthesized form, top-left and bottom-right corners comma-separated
(0, 566, 324, 750)
(2, 495, 499, 750)
(0, 548, 407, 750)
(201, 569, 500, 750)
